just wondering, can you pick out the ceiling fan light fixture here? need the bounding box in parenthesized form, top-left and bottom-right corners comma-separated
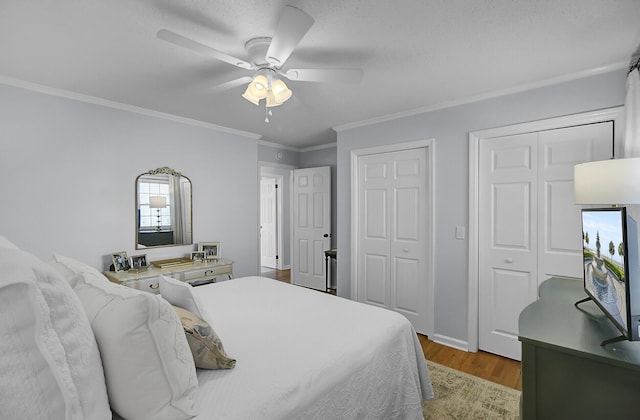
(266, 90, 283, 108)
(271, 79, 292, 103)
(242, 74, 269, 105)
(241, 88, 261, 106)
(252, 74, 268, 91)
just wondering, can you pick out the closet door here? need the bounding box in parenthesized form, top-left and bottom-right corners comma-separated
(537, 123, 613, 281)
(478, 122, 612, 360)
(479, 133, 539, 361)
(356, 147, 429, 333)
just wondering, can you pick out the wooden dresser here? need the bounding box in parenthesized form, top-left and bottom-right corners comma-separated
(104, 258, 233, 293)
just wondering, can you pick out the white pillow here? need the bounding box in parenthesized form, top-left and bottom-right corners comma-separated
(0, 246, 111, 420)
(73, 270, 198, 420)
(159, 275, 211, 321)
(49, 253, 108, 286)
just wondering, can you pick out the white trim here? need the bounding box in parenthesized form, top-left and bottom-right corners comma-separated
(431, 334, 470, 353)
(334, 62, 627, 133)
(0, 74, 262, 139)
(275, 174, 284, 271)
(257, 139, 300, 151)
(300, 142, 337, 152)
(467, 106, 625, 353)
(258, 139, 337, 153)
(350, 138, 436, 336)
(259, 161, 298, 171)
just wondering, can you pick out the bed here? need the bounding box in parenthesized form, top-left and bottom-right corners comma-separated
(0, 236, 433, 420)
(192, 276, 433, 419)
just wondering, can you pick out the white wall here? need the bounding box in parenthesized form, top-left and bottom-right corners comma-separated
(0, 83, 259, 277)
(336, 69, 628, 345)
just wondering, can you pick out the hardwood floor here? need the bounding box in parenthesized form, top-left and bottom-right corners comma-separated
(260, 267, 291, 282)
(418, 335, 522, 390)
(260, 268, 522, 391)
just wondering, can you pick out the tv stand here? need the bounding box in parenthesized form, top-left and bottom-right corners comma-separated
(519, 277, 640, 419)
(574, 296, 628, 346)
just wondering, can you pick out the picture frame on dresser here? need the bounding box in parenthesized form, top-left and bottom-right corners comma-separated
(190, 251, 205, 261)
(112, 251, 130, 272)
(198, 242, 220, 260)
(130, 254, 148, 269)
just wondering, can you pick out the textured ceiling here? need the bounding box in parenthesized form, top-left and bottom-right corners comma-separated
(1, 0, 639, 148)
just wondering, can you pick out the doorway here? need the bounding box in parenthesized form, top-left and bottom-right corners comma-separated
(259, 162, 296, 274)
(260, 175, 281, 269)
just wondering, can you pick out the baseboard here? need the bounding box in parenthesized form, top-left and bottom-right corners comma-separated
(432, 334, 471, 352)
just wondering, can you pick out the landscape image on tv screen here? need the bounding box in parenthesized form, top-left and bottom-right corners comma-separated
(582, 209, 628, 331)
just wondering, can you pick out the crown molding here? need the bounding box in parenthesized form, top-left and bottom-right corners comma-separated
(0, 74, 262, 140)
(333, 62, 628, 133)
(300, 142, 337, 152)
(258, 139, 336, 152)
(257, 139, 300, 151)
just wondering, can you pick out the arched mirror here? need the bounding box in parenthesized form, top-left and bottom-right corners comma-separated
(136, 167, 192, 249)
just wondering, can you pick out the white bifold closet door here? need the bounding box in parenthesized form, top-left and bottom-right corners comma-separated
(356, 147, 429, 334)
(478, 122, 613, 360)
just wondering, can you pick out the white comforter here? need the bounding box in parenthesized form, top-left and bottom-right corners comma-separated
(192, 276, 433, 419)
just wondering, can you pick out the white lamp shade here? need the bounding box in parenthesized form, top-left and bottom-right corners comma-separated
(574, 158, 640, 205)
(149, 196, 167, 209)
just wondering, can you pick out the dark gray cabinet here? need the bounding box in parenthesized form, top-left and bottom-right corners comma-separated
(519, 277, 640, 419)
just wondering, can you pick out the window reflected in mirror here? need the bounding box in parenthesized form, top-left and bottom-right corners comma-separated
(136, 167, 192, 249)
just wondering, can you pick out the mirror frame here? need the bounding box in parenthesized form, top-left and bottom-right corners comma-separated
(135, 166, 193, 249)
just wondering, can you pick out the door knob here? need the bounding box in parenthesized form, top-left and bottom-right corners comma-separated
(323, 233, 331, 238)
(403, 248, 409, 253)
(505, 258, 513, 263)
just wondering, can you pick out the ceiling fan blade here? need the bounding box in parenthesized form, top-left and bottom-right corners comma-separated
(157, 29, 253, 70)
(283, 68, 363, 83)
(266, 6, 314, 67)
(210, 76, 253, 92)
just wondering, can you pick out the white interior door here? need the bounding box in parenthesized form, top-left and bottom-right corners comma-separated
(356, 147, 430, 334)
(478, 122, 613, 360)
(260, 176, 278, 269)
(292, 167, 331, 290)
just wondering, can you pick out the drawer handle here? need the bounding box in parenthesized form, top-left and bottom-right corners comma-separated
(149, 283, 159, 290)
(205, 270, 214, 276)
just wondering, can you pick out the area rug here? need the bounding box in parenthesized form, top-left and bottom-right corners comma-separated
(422, 361, 521, 420)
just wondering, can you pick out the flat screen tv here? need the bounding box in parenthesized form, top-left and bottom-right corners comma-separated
(578, 207, 640, 346)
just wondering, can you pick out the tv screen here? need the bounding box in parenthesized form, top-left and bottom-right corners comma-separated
(580, 207, 640, 344)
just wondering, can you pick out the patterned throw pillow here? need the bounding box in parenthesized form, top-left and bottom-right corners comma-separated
(173, 306, 236, 370)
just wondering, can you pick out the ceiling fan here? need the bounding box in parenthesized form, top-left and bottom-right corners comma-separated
(157, 5, 363, 115)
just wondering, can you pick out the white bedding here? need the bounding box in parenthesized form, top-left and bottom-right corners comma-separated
(192, 276, 433, 419)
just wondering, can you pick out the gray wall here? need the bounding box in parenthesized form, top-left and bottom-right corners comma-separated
(336, 69, 628, 345)
(0, 83, 259, 277)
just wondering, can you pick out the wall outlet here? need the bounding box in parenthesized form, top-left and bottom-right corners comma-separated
(455, 226, 465, 240)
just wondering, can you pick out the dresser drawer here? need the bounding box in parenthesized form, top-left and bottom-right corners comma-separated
(181, 264, 233, 282)
(123, 276, 160, 294)
(181, 268, 217, 283)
